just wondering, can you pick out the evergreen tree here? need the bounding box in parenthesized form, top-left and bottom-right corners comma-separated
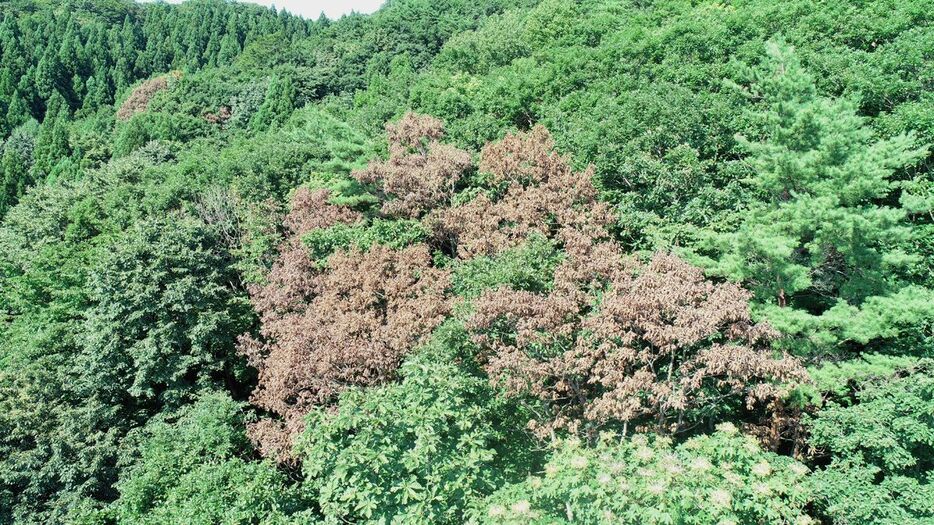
(70, 74, 85, 105)
(0, 142, 31, 215)
(0, 69, 15, 101)
(81, 75, 108, 111)
(58, 18, 82, 80)
(0, 116, 35, 211)
(5, 90, 29, 128)
(217, 32, 241, 66)
(249, 72, 297, 131)
(33, 51, 57, 100)
(695, 41, 932, 354)
(30, 92, 71, 179)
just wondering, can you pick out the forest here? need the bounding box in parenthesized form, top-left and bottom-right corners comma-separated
(0, 0, 932, 523)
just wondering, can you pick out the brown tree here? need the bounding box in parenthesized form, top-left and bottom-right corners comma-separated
(434, 125, 615, 259)
(453, 126, 806, 439)
(115, 72, 181, 120)
(353, 112, 472, 219)
(239, 188, 450, 459)
(467, 251, 806, 439)
(241, 117, 806, 459)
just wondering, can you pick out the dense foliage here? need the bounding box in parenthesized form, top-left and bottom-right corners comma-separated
(475, 424, 813, 524)
(0, 0, 932, 523)
(805, 357, 934, 524)
(296, 325, 536, 524)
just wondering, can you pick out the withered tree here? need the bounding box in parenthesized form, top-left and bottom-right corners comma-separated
(458, 127, 806, 439)
(242, 116, 805, 458)
(353, 112, 473, 219)
(240, 186, 449, 459)
(434, 125, 616, 259)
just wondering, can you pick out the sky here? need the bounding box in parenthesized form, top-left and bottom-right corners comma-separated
(141, 1, 385, 20)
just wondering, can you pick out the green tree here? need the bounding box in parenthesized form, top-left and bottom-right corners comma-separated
(476, 424, 813, 524)
(79, 214, 253, 408)
(30, 92, 71, 179)
(297, 324, 537, 524)
(4, 90, 30, 128)
(0, 178, 109, 524)
(0, 139, 31, 215)
(0, 119, 37, 215)
(0, 153, 254, 523)
(80, 393, 303, 525)
(81, 75, 109, 111)
(693, 41, 932, 354)
(806, 359, 934, 524)
(250, 72, 297, 131)
(217, 32, 241, 65)
(33, 51, 58, 100)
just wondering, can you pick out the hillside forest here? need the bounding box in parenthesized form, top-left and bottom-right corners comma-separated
(0, 0, 933, 523)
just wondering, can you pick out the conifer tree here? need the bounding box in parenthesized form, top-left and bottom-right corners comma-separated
(249, 72, 297, 131)
(0, 147, 28, 216)
(33, 52, 57, 100)
(4, 90, 29, 128)
(30, 92, 70, 179)
(0, 118, 36, 216)
(696, 42, 932, 354)
(217, 32, 241, 65)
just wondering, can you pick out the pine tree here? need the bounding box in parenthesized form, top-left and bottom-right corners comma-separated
(0, 16, 25, 82)
(33, 52, 57, 100)
(81, 75, 109, 111)
(202, 34, 221, 68)
(112, 56, 131, 93)
(696, 41, 931, 353)
(70, 74, 85, 105)
(0, 142, 31, 216)
(217, 32, 241, 66)
(0, 118, 37, 215)
(0, 69, 15, 100)
(58, 17, 82, 79)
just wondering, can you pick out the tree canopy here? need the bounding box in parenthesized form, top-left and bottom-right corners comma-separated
(1, 0, 932, 523)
